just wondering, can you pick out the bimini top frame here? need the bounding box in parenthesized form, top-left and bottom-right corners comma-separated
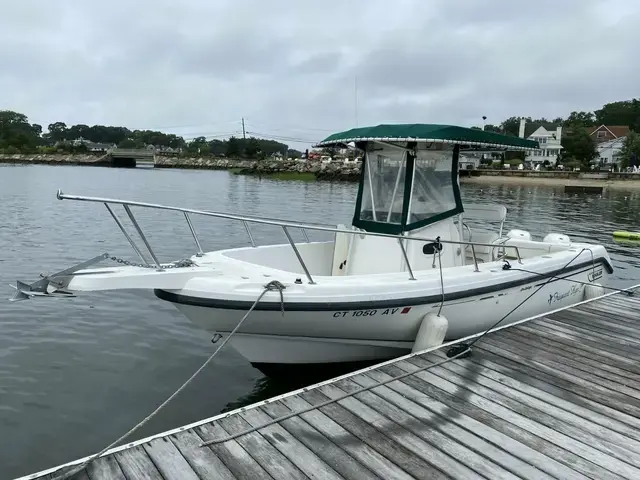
(316, 124, 539, 235)
(315, 123, 540, 151)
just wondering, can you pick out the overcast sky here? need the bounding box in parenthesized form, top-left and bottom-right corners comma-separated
(1, 0, 638, 149)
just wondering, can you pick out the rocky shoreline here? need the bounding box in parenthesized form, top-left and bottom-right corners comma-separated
(3, 154, 640, 186)
(0, 153, 106, 166)
(0, 154, 361, 181)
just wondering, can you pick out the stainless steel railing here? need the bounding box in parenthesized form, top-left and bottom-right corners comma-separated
(56, 189, 524, 284)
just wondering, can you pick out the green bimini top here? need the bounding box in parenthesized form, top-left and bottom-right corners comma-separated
(316, 123, 539, 151)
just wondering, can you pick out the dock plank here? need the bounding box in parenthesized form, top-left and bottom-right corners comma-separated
(277, 396, 415, 480)
(576, 302, 640, 326)
(481, 335, 640, 400)
(301, 389, 448, 480)
(383, 362, 623, 480)
(42, 468, 90, 480)
(543, 314, 640, 351)
(335, 375, 536, 480)
(87, 457, 126, 480)
(428, 347, 640, 443)
(361, 368, 585, 480)
(257, 402, 381, 480)
(169, 431, 237, 480)
(317, 383, 484, 479)
(215, 413, 308, 480)
(409, 354, 640, 469)
(238, 407, 344, 480)
(529, 317, 639, 357)
(195, 423, 273, 480)
(476, 338, 640, 414)
(20, 290, 640, 480)
(497, 326, 640, 379)
(516, 322, 640, 375)
(142, 438, 201, 480)
(471, 343, 640, 425)
(113, 449, 164, 480)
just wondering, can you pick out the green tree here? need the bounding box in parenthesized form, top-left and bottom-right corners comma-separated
(619, 131, 640, 169)
(0, 110, 42, 151)
(226, 136, 241, 156)
(500, 117, 523, 136)
(484, 124, 502, 133)
(564, 111, 595, 127)
(244, 137, 260, 157)
(66, 124, 91, 140)
(594, 99, 640, 130)
(47, 122, 68, 143)
(186, 136, 208, 155)
(118, 138, 137, 148)
(208, 139, 226, 156)
(561, 126, 597, 168)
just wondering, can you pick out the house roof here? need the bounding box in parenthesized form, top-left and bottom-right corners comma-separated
(317, 124, 539, 150)
(587, 125, 630, 138)
(524, 123, 561, 138)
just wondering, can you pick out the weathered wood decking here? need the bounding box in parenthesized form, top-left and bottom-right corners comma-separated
(19, 288, 640, 480)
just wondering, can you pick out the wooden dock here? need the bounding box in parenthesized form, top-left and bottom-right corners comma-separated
(18, 287, 640, 480)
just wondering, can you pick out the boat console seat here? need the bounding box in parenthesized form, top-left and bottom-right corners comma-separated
(464, 231, 502, 263)
(460, 204, 508, 264)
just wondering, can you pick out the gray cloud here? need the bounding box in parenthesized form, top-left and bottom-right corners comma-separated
(1, 0, 638, 149)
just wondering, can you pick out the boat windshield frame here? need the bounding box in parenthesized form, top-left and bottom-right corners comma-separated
(352, 141, 463, 235)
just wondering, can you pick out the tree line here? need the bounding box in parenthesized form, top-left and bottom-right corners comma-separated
(474, 99, 640, 168)
(0, 111, 302, 159)
(2, 99, 640, 166)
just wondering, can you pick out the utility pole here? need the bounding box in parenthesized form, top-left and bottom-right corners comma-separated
(241, 117, 246, 139)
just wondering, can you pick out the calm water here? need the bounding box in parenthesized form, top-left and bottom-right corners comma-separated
(1, 165, 639, 478)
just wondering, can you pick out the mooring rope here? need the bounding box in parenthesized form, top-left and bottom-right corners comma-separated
(199, 247, 599, 447)
(53, 280, 286, 480)
(436, 236, 445, 317)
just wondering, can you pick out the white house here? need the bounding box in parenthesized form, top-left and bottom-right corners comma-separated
(518, 119, 563, 165)
(596, 138, 625, 166)
(588, 125, 629, 168)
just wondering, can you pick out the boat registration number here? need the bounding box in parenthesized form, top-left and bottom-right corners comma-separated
(332, 307, 412, 318)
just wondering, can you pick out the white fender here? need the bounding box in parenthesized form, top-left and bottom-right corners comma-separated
(412, 312, 448, 353)
(584, 282, 605, 300)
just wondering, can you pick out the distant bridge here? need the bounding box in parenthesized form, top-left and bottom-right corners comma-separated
(109, 148, 155, 168)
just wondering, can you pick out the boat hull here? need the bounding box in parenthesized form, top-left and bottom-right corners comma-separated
(159, 262, 608, 366)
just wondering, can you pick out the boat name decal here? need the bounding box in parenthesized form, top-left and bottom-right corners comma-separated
(332, 307, 412, 318)
(588, 268, 603, 282)
(548, 284, 582, 305)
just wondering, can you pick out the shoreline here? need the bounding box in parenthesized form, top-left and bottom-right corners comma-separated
(0, 154, 361, 181)
(459, 175, 640, 190)
(3, 154, 640, 188)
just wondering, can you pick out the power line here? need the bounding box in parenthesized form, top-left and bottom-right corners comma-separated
(245, 130, 320, 144)
(243, 118, 335, 133)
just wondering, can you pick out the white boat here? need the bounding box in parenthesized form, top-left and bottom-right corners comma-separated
(11, 124, 612, 376)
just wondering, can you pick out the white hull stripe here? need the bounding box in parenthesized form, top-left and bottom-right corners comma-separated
(154, 259, 611, 311)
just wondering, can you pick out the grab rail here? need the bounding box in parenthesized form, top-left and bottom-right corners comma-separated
(56, 189, 525, 284)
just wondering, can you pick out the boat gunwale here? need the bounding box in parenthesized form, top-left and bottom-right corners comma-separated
(154, 258, 613, 311)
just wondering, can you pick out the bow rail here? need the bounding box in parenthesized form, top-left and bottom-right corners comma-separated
(55, 189, 524, 284)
